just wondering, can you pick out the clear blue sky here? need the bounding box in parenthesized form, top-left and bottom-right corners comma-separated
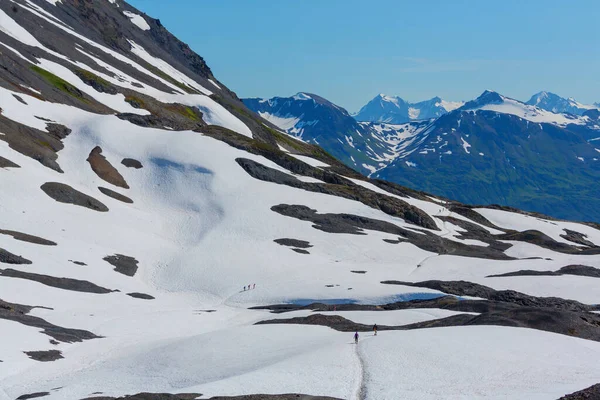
(128, 0, 600, 112)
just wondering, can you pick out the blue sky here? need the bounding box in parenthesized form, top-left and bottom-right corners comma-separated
(128, 0, 600, 112)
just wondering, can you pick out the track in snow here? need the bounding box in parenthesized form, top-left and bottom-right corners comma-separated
(352, 335, 372, 400)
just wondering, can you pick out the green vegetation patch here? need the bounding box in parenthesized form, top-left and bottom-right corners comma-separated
(73, 68, 116, 94)
(165, 104, 203, 122)
(124, 95, 146, 109)
(30, 65, 85, 100)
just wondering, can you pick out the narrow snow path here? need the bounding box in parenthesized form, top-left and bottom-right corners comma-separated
(352, 334, 374, 400)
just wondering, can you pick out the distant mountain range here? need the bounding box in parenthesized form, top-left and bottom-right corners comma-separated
(353, 94, 464, 124)
(244, 90, 600, 222)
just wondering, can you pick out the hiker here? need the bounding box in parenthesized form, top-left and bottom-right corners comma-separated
(354, 331, 359, 344)
(243, 286, 246, 291)
(373, 324, 378, 336)
(253, 283, 256, 289)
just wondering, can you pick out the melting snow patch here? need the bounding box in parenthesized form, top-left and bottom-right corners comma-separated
(577, 156, 585, 162)
(405, 161, 417, 167)
(128, 40, 212, 95)
(290, 154, 330, 168)
(479, 152, 484, 156)
(44, 0, 62, 5)
(362, 163, 377, 174)
(123, 11, 151, 31)
(461, 137, 471, 154)
(208, 79, 221, 89)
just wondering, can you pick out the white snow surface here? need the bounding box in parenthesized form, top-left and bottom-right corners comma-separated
(2, 8, 600, 400)
(123, 11, 151, 31)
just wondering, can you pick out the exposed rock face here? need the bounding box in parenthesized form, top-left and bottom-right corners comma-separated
(24, 350, 63, 362)
(16, 392, 50, 400)
(99, 187, 134, 204)
(0, 268, 116, 294)
(126, 292, 155, 300)
(488, 265, 600, 279)
(87, 147, 130, 189)
(271, 204, 514, 260)
(0, 116, 66, 172)
(0, 298, 99, 343)
(236, 158, 438, 230)
(121, 158, 143, 169)
(381, 280, 595, 312)
(41, 182, 109, 212)
(0, 248, 32, 264)
(274, 238, 313, 248)
(561, 229, 595, 247)
(0, 229, 57, 246)
(103, 254, 139, 277)
(559, 383, 600, 399)
(0, 155, 20, 168)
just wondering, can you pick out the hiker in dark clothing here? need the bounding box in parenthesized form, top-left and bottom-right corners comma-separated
(354, 331, 359, 344)
(373, 324, 378, 336)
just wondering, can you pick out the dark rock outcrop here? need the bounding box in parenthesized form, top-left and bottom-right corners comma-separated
(24, 350, 63, 362)
(0, 155, 20, 168)
(0, 229, 57, 246)
(559, 383, 600, 399)
(41, 182, 109, 212)
(271, 204, 514, 260)
(487, 265, 600, 279)
(561, 229, 596, 247)
(99, 187, 134, 204)
(87, 147, 129, 189)
(291, 248, 310, 254)
(381, 280, 595, 312)
(274, 238, 313, 248)
(0, 268, 115, 294)
(0, 298, 98, 343)
(16, 392, 50, 400)
(103, 254, 139, 277)
(236, 158, 437, 230)
(121, 158, 143, 169)
(127, 292, 155, 300)
(0, 248, 32, 264)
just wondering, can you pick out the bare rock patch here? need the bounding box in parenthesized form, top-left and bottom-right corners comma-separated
(103, 254, 139, 277)
(24, 350, 63, 362)
(98, 187, 133, 204)
(121, 158, 143, 169)
(127, 292, 155, 300)
(0, 268, 115, 294)
(0, 155, 20, 168)
(0, 229, 56, 246)
(274, 238, 312, 248)
(87, 147, 129, 189)
(0, 248, 32, 264)
(41, 182, 108, 212)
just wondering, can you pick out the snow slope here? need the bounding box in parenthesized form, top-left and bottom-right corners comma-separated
(1, 2, 600, 400)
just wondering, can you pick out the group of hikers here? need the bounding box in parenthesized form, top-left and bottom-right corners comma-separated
(243, 283, 256, 291)
(354, 324, 377, 343)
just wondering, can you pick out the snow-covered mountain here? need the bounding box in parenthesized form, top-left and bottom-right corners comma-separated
(352, 93, 464, 124)
(2, 2, 600, 400)
(526, 91, 599, 116)
(243, 92, 428, 173)
(249, 89, 600, 222)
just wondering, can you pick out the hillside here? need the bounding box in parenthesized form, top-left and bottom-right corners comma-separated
(1, 1, 600, 400)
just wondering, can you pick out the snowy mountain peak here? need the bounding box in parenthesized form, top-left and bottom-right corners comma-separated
(292, 92, 313, 101)
(354, 93, 462, 123)
(526, 91, 598, 116)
